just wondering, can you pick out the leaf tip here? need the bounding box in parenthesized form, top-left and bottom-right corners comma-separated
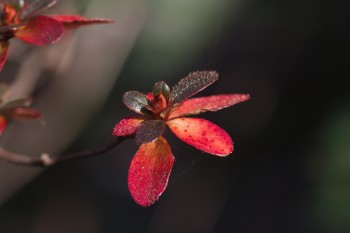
(243, 94, 251, 101)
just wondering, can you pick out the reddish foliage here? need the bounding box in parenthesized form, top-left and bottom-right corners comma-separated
(113, 71, 250, 206)
(8, 107, 42, 119)
(49, 15, 113, 29)
(128, 137, 174, 207)
(0, 115, 7, 135)
(169, 94, 250, 119)
(167, 118, 233, 156)
(0, 0, 112, 71)
(15, 15, 64, 45)
(113, 116, 145, 136)
(0, 84, 41, 134)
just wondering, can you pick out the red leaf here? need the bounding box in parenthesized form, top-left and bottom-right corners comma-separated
(113, 116, 145, 136)
(152, 93, 167, 113)
(167, 118, 233, 156)
(128, 137, 174, 207)
(49, 15, 113, 29)
(0, 41, 9, 72)
(9, 107, 42, 119)
(169, 94, 250, 119)
(15, 15, 64, 46)
(146, 92, 154, 102)
(0, 115, 7, 135)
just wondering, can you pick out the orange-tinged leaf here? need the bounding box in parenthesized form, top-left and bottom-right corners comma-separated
(113, 116, 145, 136)
(49, 15, 113, 29)
(128, 137, 174, 207)
(152, 93, 167, 113)
(0, 115, 7, 135)
(15, 15, 64, 46)
(0, 41, 9, 72)
(167, 118, 233, 156)
(169, 94, 250, 119)
(3, 4, 18, 24)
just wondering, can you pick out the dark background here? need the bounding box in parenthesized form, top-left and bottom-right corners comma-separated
(0, 0, 349, 232)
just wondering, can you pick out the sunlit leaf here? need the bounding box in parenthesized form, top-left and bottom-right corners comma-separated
(123, 91, 152, 114)
(167, 118, 233, 156)
(169, 71, 219, 105)
(49, 15, 113, 30)
(15, 15, 64, 46)
(169, 94, 250, 119)
(136, 120, 166, 144)
(128, 136, 174, 207)
(113, 116, 145, 136)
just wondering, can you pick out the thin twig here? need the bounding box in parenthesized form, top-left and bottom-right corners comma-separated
(0, 136, 129, 167)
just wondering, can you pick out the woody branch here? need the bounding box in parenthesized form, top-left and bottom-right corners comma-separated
(0, 136, 129, 167)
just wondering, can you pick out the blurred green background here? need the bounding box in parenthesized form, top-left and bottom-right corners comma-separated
(0, 0, 349, 232)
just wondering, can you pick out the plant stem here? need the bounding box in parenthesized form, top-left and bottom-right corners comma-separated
(0, 136, 129, 167)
